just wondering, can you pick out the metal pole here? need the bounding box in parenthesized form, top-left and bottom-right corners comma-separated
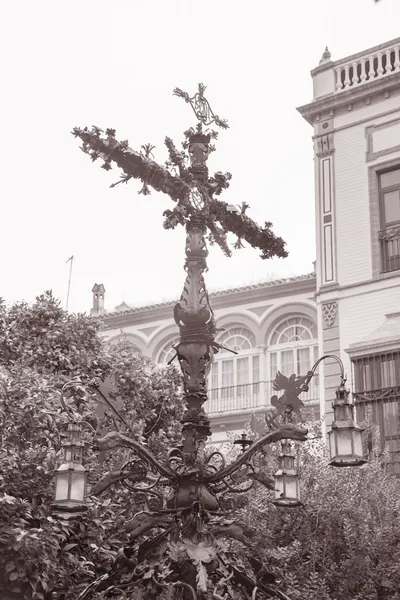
(66, 255, 74, 311)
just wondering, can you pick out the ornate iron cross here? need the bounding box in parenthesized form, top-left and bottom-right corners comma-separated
(71, 86, 307, 600)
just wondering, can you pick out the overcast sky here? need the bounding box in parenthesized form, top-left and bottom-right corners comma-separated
(1, 0, 399, 314)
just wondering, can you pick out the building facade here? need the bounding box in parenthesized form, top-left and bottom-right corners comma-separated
(298, 38, 400, 470)
(94, 37, 400, 466)
(95, 274, 320, 445)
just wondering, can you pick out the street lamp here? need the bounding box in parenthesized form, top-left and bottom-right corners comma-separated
(272, 441, 302, 508)
(328, 380, 366, 467)
(69, 86, 365, 600)
(300, 354, 366, 467)
(53, 423, 87, 517)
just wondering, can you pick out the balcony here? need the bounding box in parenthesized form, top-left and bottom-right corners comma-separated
(334, 40, 400, 93)
(354, 386, 400, 474)
(206, 379, 320, 417)
(379, 226, 400, 273)
(307, 38, 400, 103)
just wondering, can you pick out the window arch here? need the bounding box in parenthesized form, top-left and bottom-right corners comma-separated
(268, 315, 318, 381)
(218, 326, 256, 352)
(270, 317, 317, 345)
(209, 325, 259, 414)
(157, 337, 179, 365)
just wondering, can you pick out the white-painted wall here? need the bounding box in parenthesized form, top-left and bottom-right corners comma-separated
(315, 87, 400, 405)
(338, 282, 400, 379)
(334, 107, 400, 286)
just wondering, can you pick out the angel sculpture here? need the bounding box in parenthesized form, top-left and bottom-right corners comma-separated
(269, 371, 313, 424)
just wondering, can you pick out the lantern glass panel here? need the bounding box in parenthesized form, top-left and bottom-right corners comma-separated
(65, 448, 73, 461)
(328, 431, 336, 458)
(274, 475, 284, 501)
(353, 429, 364, 457)
(55, 471, 70, 502)
(285, 475, 300, 501)
(70, 472, 86, 502)
(336, 428, 353, 456)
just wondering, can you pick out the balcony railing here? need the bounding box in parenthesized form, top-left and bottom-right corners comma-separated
(335, 40, 400, 93)
(354, 386, 400, 475)
(206, 378, 320, 416)
(379, 226, 400, 273)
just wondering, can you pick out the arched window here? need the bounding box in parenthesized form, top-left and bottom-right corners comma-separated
(209, 326, 260, 414)
(268, 316, 318, 393)
(157, 337, 179, 365)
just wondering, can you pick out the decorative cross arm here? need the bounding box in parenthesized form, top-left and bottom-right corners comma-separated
(72, 127, 191, 202)
(72, 85, 288, 261)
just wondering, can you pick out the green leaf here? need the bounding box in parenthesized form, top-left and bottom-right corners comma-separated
(64, 543, 78, 551)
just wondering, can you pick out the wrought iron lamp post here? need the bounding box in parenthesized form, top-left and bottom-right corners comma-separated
(65, 86, 366, 600)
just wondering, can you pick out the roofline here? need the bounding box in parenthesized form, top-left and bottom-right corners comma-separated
(100, 272, 317, 330)
(310, 37, 400, 77)
(297, 71, 400, 125)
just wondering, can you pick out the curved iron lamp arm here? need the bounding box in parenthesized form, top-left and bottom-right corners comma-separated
(60, 380, 178, 482)
(96, 431, 179, 481)
(205, 424, 308, 484)
(301, 353, 346, 391)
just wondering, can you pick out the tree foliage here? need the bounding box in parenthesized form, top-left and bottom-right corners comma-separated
(0, 292, 184, 600)
(238, 419, 400, 600)
(2, 292, 400, 599)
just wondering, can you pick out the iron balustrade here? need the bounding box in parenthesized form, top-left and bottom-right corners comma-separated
(354, 386, 400, 474)
(206, 377, 320, 415)
(379, 226, 400, 273)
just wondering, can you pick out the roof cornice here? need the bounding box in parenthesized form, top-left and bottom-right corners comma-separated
(100, 273, 317, 330)
(297, 71, 400, 125)
(346, 337, 400, 359)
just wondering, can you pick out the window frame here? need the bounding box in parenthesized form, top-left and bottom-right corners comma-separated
(267, 316, 319, 381)
(378, 167, 400, 228)
(268, 344, 320, 381)
(369, 158, 400, 278)
(207, 326, 261, 413)
(352, 351, 400, 471)
(157, 337, 179, 365)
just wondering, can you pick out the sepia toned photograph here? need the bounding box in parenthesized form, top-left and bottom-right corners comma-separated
(1, 1, 400, 599)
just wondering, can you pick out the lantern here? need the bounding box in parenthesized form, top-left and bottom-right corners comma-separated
(53, 423, 88, 514)
(272, 442, 301, 508)
(327, 382, 366, 467)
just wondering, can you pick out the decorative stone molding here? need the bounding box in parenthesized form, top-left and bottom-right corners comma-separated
(322, 301, 337, 327)
(315, 132, 335, 156)
(366, 117, 400, 161)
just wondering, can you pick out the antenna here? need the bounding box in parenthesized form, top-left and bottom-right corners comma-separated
(66, 255, 74, 311)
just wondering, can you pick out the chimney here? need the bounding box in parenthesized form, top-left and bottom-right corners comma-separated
(91, 283, 106, 316)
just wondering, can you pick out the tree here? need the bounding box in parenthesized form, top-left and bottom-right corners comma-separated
(0, 292, 185, 600)
(237, 419, 400, 600)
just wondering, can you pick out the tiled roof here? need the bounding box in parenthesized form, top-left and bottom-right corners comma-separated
(102, 272, 316, 319)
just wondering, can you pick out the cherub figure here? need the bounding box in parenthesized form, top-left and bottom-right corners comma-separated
(269, 371, 313, 424)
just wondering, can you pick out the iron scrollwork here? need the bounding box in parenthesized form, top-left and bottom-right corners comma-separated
(72, 86, 311, 600)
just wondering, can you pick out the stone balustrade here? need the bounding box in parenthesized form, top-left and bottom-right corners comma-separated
(334, 40, 400, 93)
(310, 38, 400, 100)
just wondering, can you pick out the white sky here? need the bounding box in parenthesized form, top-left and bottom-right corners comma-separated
(1, 0, 399, 314)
